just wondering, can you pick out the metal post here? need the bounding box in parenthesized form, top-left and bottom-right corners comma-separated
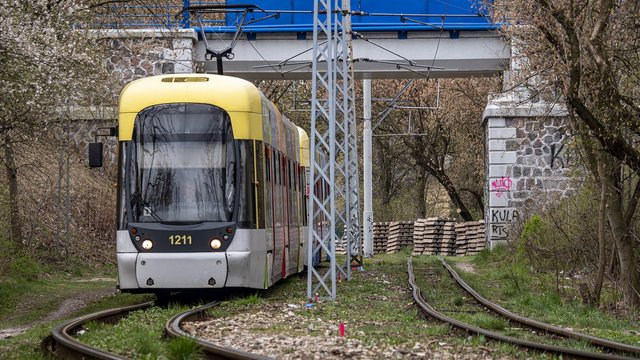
(307, 0, 355, 300)
(344, 1, 361, 268)
(334, 0, 358, 281)
(346, 51, 361, 268)
(308, 0, 337, 301)
(363, 79, 373, 258)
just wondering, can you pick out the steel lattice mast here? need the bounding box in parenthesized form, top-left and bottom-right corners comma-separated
(307, 0, 358, 301)
(338, 0, 362, 275)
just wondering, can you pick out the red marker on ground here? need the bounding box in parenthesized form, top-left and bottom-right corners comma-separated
(339, 322, 345, 337)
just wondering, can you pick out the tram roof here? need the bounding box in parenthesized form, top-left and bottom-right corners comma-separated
(118, 74, 263, 141)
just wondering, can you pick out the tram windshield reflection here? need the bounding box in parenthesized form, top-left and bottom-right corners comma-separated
(124, 103, 236, 224)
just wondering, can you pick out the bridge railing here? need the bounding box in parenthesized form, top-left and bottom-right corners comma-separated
(93, 1, 225, 29)
(92, 0, 497, 31)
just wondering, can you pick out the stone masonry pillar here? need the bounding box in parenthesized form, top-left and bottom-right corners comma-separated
(99, 29, 198, 83)
(483, 91, 571, 249)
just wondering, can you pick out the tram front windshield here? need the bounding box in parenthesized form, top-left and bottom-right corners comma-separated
(125, 103, 236, 224)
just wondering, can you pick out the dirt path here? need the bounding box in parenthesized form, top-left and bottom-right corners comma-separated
(0, 282, 116, 340)
(455, 261, 477, 273)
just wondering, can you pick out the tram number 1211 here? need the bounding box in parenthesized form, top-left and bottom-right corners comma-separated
(170, 235, 192, 245)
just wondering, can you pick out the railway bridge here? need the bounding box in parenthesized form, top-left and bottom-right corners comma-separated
(92, 0, 573, 299)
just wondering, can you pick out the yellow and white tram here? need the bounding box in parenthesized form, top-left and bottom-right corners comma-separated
(108, 74, 310, 294)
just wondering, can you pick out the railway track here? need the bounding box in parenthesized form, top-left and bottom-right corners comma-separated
(165, 301, 271, 360)
(43, 298, 271, 359)
(440, 258, 640, 357)
(42, 301, 153, 359)
(407, 257, 638, 359)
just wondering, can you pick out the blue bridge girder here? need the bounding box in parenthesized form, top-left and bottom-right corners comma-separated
(189, 0, 509, 79)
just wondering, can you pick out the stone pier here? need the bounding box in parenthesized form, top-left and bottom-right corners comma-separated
(483, 92, 574, 248)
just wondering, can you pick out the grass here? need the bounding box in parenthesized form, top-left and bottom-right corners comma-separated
(458, 313, 507, 331)
(0, 276, 115, 329)
(0, 257, 151, 360)
(166, 337, 203, 360)
(0, 292, 152, 360)
(1, 245, 638, 359)
(79, 304, 193, 358)
(0, 236, 118, 329)
(448, 248, 640, 353)
(197, 249, 462, 352)
(410, 253, 640, 358)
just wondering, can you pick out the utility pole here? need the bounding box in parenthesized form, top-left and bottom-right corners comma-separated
(307, 0, 358, 301)
(363, 79, 373, 258)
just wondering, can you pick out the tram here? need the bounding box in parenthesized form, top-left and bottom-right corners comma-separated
(90, 74, 311, 293)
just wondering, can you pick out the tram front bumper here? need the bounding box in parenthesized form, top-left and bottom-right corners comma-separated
(118, 252, 228, 289)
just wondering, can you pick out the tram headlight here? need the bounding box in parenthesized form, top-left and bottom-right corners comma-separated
(210, 238, 222, 250)
(141, 239, 154, 250)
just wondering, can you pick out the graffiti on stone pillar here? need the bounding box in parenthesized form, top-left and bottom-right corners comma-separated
(490, 224, 508, 239)
(550, 143, 565, 169)
(490, 176, 512, 197)
(491, 208, 519, 222)
(489, 208, 519, 240)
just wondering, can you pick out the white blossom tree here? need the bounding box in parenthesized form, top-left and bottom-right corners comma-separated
(0, 0, 110, 250)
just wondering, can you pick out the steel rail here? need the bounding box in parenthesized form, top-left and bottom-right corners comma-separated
(406, 258, 634, 360)
(165, 301, 272, 360)
(440, 258, 640, 356)
(43, 301, 154, 359)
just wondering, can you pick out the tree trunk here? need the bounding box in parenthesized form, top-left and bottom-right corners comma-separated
(430, 168, 474, 221)
(603, 157, 640, 308)
(592, 164, 607, 306)
(3, 133, 24, 250)
(460, 188, 485, 218)
(578, 130, 608, 306)
(415, 169, 427, 218)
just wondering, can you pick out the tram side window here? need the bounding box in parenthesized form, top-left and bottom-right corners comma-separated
(287, 159, 294, 227)
(274, 151, 278, 183)
(293, 161, 298, 227)
(265, 146, 271, 224)
(265, 147, 270, 182)
(301, 169, 307, 226)
(274, 151, 280, 224)
(291, 161, 297, 227)
(237, 141, 255, 228)
(298, 165, 302, 227)
(279, 153, 284, 220)
(297, 164, 302, 227)
(255, 141, 265, 229)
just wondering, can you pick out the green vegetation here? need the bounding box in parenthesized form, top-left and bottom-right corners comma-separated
(450, 247, 640, 347)
(166, 337, 203, 360)
(0, 291, 151, 360)
(1, 246, 638, 359)
(205, 250, 446, 348)
(234, 293, 262, 306)
(80, 305, 191, 358)
(0, 264, 117, 330)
